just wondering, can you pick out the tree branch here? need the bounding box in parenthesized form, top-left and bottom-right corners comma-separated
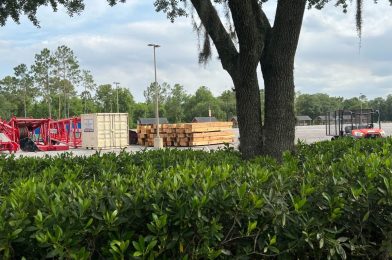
(228, 0, 262, 66)
(227, 0, 272, 74)
(263, 0, 306, 65)
(0, 0, 85, 27)
(190, 0, 238, 74)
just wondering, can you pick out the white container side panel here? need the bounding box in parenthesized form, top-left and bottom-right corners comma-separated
(81, 113, 128, 149)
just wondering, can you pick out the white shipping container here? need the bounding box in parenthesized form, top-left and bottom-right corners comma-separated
(81, 113, 129, 149)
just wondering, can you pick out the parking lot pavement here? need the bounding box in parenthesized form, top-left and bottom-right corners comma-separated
(295, 122, 392, 143)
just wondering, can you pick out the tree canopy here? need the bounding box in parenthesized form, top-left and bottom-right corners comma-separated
(0, 0, 84, 26)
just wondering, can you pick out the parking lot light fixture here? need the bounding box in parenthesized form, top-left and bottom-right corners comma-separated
(148, 43, 163, 148)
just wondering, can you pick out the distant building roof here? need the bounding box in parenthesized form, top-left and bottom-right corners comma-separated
(315, 115, 334, 121)
(192, 117, 218, 122)
(231, 116, 238, 122)
(336, 115, 352, 120)
(296, 115, 312, 121)
(137, 118, 169, 125)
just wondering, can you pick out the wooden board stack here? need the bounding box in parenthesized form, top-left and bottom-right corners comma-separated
(137, 122, 234, 147)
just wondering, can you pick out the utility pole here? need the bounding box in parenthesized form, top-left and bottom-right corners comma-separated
(148, 43, 163, 148)
(208, 104, 212, 122)
(359, 92, 363, 124)
(83, 83, 87, 113)
(113, 82, 120, 113)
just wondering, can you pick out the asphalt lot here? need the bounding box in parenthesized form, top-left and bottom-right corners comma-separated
(5, 122, 392, 158)
(295, 122, 392, 143)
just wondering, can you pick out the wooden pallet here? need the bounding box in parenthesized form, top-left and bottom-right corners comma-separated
(137, 122, 234, 147)
(183, 122, 233, 133)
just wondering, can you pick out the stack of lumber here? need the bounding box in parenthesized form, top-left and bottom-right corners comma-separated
(137, 122, 234, 147)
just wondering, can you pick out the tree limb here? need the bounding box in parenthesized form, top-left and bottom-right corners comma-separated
(263, 0, 306, 66)
(228, 0, 267, 68)
(190, 0, 239, 74)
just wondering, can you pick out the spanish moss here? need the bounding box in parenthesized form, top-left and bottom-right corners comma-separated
(199, 29, 212, 64)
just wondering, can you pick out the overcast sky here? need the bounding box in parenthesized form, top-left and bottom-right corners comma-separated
(0, 0, 391, 102)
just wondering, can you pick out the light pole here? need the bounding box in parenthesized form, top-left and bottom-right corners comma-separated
(208, 104, 211, 122)
(359, 92, 363, 124)
(148, 43, 163, 148)
(113, 82, 120, 113)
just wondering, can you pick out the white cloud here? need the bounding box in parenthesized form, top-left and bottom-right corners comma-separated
(296, 61, 392, 98)
(19, 17, 232, 101)
(294, 1, 392, 99)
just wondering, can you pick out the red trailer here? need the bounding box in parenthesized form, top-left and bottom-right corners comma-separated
(50, 117, 82, 148)
(0, 119, 19, 153)
(8, 117, 69, 151)
(1, 116, 83, 152)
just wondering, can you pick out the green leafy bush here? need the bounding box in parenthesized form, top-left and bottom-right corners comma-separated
(0, 140, 392, 259)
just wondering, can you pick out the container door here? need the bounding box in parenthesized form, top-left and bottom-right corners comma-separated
(97, 114, 112, 148)
(112, 115, 116, 147)
(111, 114, 128, 148)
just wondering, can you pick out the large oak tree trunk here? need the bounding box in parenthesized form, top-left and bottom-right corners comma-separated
(228, 0, 265, 159)
(191, 0, 266, 159)
(262, 64, 296, 158)
(232, 70, 263, 159)
(261, 0, 306, 159)
(191, 0, 306, 159)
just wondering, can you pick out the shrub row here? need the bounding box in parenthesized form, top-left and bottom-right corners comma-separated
(0, 139, 392, 259)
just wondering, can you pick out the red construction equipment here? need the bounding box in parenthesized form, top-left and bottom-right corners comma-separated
(50, 117, 82, 148)
(8, 117, 69, 151)
(0, 116, 83, 152)
(0, 118, 19, 153)
(326, 109, 385, 140)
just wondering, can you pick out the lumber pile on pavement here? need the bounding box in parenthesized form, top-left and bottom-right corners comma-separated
(137, 122, 234, 147)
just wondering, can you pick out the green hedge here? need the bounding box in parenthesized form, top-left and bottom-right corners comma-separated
(0, 139, 392, 259)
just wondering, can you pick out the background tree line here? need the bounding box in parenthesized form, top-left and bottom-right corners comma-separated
(2, 46, 392, 127)
(295, 93, 392, 121)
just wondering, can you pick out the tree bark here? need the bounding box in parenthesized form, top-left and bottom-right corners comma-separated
(262, 64, 296, 158)
(191, 0, 269, 158)
(261, 0, 306, 159)
(232, 70, 263, 158)
(191, 0, 306, 159)
(228, 0, 267, 158)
